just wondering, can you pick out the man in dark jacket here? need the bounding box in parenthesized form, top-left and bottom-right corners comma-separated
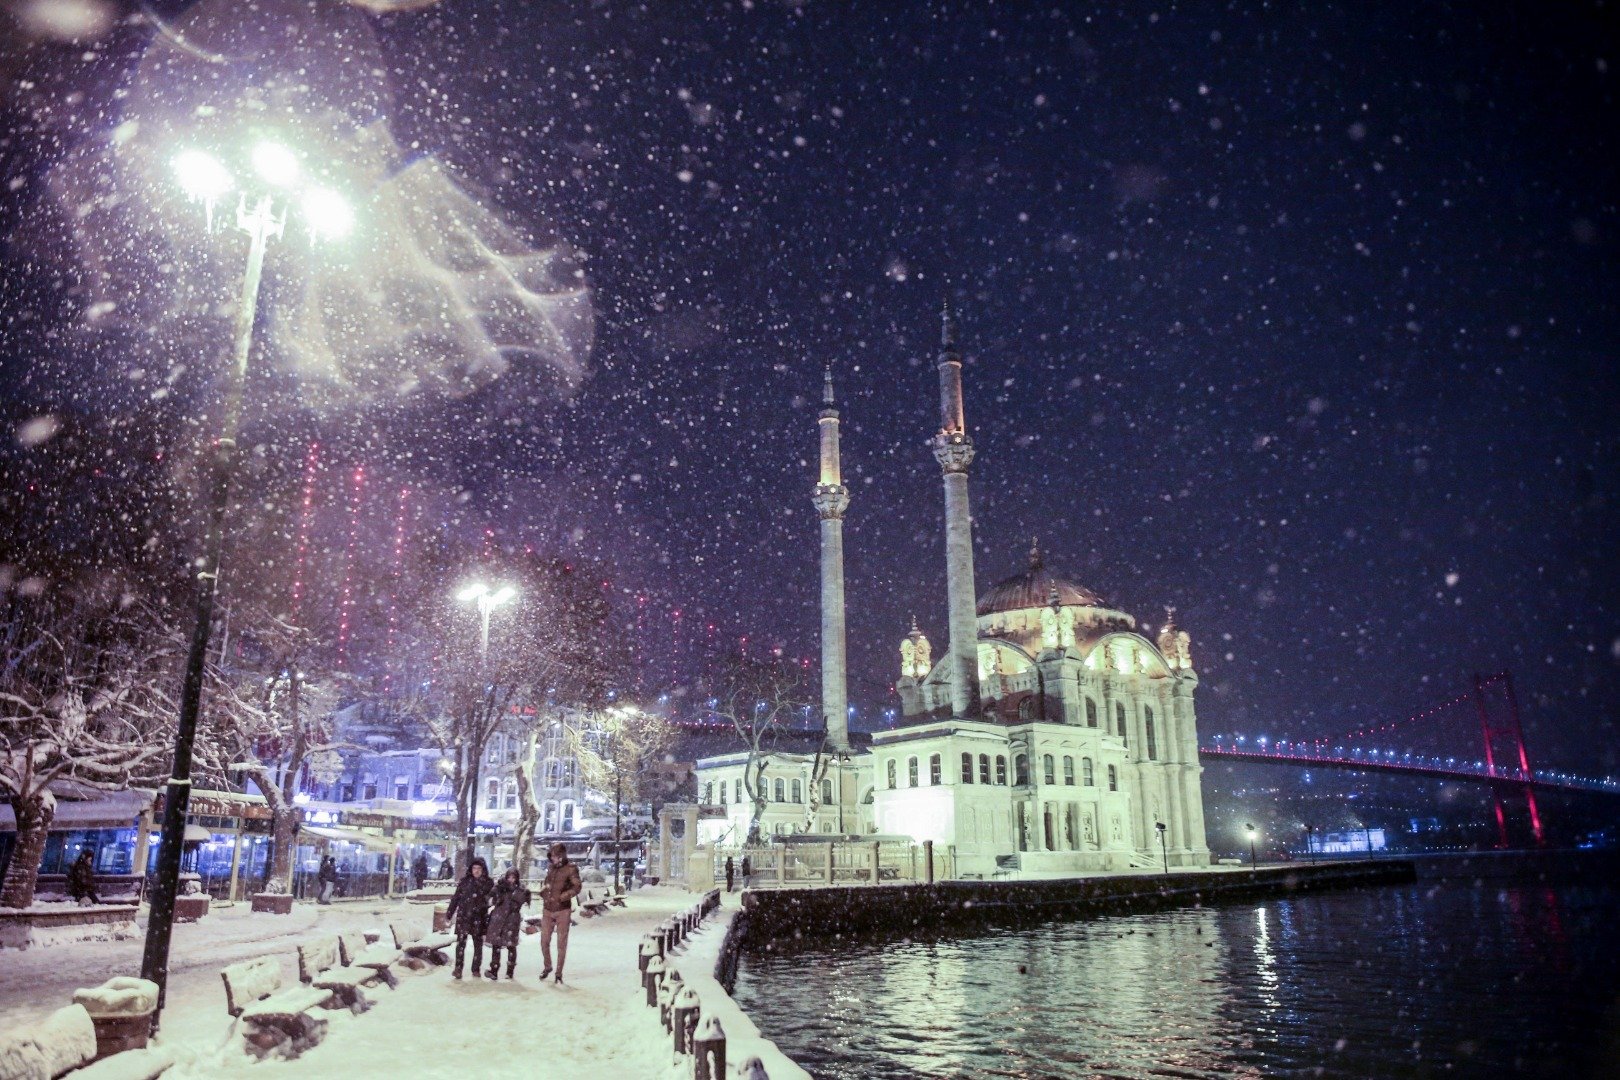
(485, 868, 531, 979)
(316, 855, 338, 905)
(445, 856, 494, 979)
(412, 852, 430, 890)
(725, 855, 735, 893)
(67, 849, 100, 905)
(536, 843, 581, 984)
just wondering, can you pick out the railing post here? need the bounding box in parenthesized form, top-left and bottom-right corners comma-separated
(739, 1056, 770, 1079)
(673, 986, 700, 1055)
(924, 839, 935, 883)
(869, 841, 880, 884)
(643, 955, 665, 1007)
(639, 938, 659, 979)
(693, 1015, 727, 1080)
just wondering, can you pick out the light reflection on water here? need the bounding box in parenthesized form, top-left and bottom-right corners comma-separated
(731, 882, 1618, 1079)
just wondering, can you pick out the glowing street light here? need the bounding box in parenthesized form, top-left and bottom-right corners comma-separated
(1245, 823, 1259, 868)
(140, 136, 355, 1026)
(455, 581, 517, 867)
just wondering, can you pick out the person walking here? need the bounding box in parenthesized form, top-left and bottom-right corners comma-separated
(412, 852, 429, 890)
(316, 855, 338, 905)
(439, 858, 454, 881)
(536, 842, 581, 984)
(740, 854, 752, 888)
(446, 856, 494, 979)
(67, 849, 100, 905)
(724, 855, 735, 893)
(485, 868, 531, 979)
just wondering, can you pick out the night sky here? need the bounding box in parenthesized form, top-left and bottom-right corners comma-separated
(1, 1, 1616, 775)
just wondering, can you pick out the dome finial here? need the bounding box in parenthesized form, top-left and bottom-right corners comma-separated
(1028, 536, 1043, 571)
(1163, 604, 1177, 629)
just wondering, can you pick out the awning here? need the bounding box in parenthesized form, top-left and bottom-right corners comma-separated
(0, 789, 152, 831)
(303, 825, 398, 853)
(183, 824, 215, 843)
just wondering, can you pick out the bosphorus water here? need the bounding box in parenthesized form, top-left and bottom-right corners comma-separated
(731, 860, 1619, 1079)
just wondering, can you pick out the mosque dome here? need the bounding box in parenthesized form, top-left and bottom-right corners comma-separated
(976, 542, 1106, 616)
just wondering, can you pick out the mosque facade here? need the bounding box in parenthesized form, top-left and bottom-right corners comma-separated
(695, 309, 1209, 876)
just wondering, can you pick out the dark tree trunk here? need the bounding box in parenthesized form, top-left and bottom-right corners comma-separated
(1, 793, 55, 909)
(265, 805, 297, 894)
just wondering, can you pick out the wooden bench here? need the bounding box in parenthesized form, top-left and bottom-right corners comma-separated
(296, 937, 374, 1013)
(389, 921, 455, 968)
(220, 957, 333, 1058)
(578, 883, 625, 917)
(338, 931, 400, 988)
(0, 1003, 172, 1079)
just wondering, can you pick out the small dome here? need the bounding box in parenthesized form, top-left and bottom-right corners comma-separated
(976, 541, 1106, 616)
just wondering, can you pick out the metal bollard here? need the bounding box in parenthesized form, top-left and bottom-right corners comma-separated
(672, 986, 700, 1055)
(657, 976, 676, 1029)
(693, 1014, 726, 1080)
(739, 1055, 769, 1079)
(639, 938, 659, 978)
(643, 955, 665, 1007)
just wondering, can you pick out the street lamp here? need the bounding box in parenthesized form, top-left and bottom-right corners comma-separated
(1154, 821, 1168, 875)
(140, 139, 353, 1027)
(1304, 823, 1316, 862)
(1245, 823, 1258, 868)
(456, 582, 516, 868)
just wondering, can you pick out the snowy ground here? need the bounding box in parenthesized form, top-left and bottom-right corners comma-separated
(0, 887, 796, 1079)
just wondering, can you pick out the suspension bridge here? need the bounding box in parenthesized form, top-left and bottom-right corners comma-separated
(1199, 672, 1620, 848)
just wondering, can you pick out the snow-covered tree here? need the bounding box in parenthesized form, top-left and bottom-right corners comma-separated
(704, 651, 812, 845)
(0, 582, 183, 909)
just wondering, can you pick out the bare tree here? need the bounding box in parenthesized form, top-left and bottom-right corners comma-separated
(705, 651, 812, 845)
(0, 585, 184, 908)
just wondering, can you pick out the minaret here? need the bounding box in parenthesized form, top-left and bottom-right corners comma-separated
(811, 365, 852, 750)
(931, 302, 981, 717)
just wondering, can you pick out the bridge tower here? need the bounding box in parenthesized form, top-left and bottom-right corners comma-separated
(1473, 671, 1545, 848)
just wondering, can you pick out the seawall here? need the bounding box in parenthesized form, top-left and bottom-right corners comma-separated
(733, 860, 1416, 948)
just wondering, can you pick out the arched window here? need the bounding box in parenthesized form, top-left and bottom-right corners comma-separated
(734, 779, 742, 804)
(886, 759, 897, 790)
(543, 801, 557, 832)
(1145, 708, 1158, 761)
(995, 755, 1008, 785)
(1042, 754, 1056, 785)
(791, 779, 803, 803)
(1085, 698, 1098, 727)
(1082, 757, 1095, 786)
(1107, 764, 1118, 792)
(908, 757, 919, 787)
(978, 754, 992, 784)
(719, 783, 728, 806)
(1063, 756, 1075, 785)
(774, 777, 786, 802)
(961, 753, 974, 784)
(560, 801, 575, 831)
(485, 778, 501, 810)
(703, 782, 714, 804)
(821, 778, 833, 804)
(1115, 701, 1127, 737)
(1018, 696, 1038, 722)
(929, 753, 942, 785)
(1014, 754, 1030, 786)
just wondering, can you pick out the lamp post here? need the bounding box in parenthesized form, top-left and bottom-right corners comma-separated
(1245, 823, 1258, 869)
(1304, 824, 1316, 862)
(456, 583, 515, 869)
(139, 141, 351, 1028)
(1154, 820, 1168, 875)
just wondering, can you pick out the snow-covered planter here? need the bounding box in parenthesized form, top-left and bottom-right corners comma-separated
(0, 903, 138, 950)
(252, 892, 295, 915)
(0, 1003, 97, 1079)
(174, 895, 211, 922)
(72, 977, 159, 1059)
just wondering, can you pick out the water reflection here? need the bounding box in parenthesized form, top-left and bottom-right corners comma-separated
(733, 882, 1618, 1079)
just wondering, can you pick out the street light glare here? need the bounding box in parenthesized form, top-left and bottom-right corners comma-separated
(173, 149, 231, 202)
(457, 583, 489, 603)
(302, 186, 353, 240)
(252, 141, 300, 186)
(491, 585, 517, 606)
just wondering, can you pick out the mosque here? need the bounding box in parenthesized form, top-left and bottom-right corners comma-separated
(694, 309, 1210, 875)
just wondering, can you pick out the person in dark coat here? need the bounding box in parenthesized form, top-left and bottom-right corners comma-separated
(412, 852, 430, 890)
(445, 856, 494, 979)
(316, 855, 338, 905)
(740, 854, 752, 887)
(724, 855, 735, 893)
(536, 843, 582, 983)
(439, 858, 454, 880)
(67, 850, 100, 905)
(484, 868, 531, 979)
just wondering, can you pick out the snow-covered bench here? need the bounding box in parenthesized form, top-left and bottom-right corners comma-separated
(338, 931, 400, 988)
(577, 883, 625, 917)
(33, 873, 146, 905)
(388, 920, 455, 968)
(296, 938, 374, 1013)
(0, 1003, 172, 1080)
(219, 957, 333, 1059)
